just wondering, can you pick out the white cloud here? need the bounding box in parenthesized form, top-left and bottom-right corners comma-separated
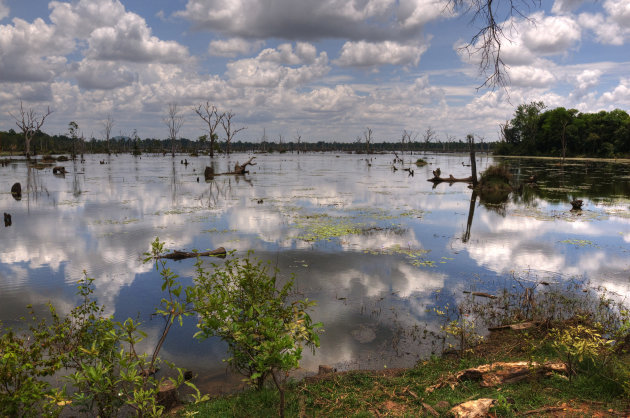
(226, 44, 329, 88)
(575, 69, 601, 90)
(599, 78, 630, 106)
(579, 0, 630, 46)
(508, 65, 556, 88)
(0, 17, 70, 82)
(302, 85, 358, 112)
(0, 0, 9, 20)
(519, 13, 581, 56)
(605, 0, 630, 28)
(335, 40, 427, 67)
(87, 13, 189, 63)
(209, 38, 264, 57)
(73, 60, 137, 90)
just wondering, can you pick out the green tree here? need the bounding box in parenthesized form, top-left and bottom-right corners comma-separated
(191, 254, 321, 417)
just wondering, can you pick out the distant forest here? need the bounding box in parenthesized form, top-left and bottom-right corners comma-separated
(497, 102, 630, 158)
(0, 129, 496, 156)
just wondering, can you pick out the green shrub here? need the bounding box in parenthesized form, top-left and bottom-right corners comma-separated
(191, 254, 321, 416)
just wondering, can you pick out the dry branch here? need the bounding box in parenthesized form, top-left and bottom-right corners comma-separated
(425, 361, 567, 393)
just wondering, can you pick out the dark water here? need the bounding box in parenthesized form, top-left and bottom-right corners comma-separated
(1, 153, 630, 392)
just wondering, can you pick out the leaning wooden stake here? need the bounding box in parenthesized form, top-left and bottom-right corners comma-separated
(467, 134, 478, 188)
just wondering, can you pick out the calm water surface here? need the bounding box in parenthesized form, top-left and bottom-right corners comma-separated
(1, 153, 630, 392)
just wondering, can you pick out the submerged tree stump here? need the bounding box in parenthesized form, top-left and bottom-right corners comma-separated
(570, 199, 583, 210)
(10, 182, 21, 200)
(231, 156, 256, 174)
(52, 166, 67, 175)
(4, 213, 11, 227)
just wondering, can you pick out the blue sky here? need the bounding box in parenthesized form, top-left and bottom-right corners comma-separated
(0, 0, 629, 143)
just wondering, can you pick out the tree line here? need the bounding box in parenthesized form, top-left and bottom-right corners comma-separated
(498, 102, 630, 158)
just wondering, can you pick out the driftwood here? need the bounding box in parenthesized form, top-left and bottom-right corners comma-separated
(488, 321, 537, 331)
(158, 247, 227, 260)
(231, 156, 256, 174)
(463, 291, 497, 299)
(204, 157, 257, 179)
(426, 361, 567, 393)
(450, 398, 496, 418)
(428, 174, 473, 184)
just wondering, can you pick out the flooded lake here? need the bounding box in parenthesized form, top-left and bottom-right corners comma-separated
(1, 152, 630, 392)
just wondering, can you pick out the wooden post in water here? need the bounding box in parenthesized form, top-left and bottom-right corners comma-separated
(467, 134, 478, 188)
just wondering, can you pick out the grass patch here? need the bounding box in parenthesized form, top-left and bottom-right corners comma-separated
(181, 280, 630, 417)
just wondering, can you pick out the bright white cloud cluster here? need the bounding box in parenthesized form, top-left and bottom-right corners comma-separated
(335, 40, 428, 67)
(0, 0, 627, 143)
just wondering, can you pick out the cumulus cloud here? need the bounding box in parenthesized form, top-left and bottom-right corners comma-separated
(0, 17, 71, 82)
(86, 13, 189, 63)
(578, 0, 630, 45)
(226, 43, 329, 88)
(508, 65, 556, 88)
(208, 38, 264, 57)
(335, 40, 427, 67)
(575, 69, 601, 91)
(599, 78, 630, 106)
(176, 0, 449, 42)
(74, 60, 137, 90)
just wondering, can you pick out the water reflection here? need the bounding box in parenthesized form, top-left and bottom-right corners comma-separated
(1, 153, 630, 389)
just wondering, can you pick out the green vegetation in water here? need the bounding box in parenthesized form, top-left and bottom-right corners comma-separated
(415, 158, 428, 166)
(293, 213, 364, 242)
(364, 244, 435, 267)
(559, 239, 598, 247)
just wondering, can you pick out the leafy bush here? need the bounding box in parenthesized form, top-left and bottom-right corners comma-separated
(191, 254, 321, 416)
(550, 324, 612, 380)
(0, 239, 201, 417)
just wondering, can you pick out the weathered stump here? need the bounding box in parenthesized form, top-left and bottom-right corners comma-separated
(204, 166, 214, 180)
(570, 199, 583, 210)
(11, 183, 21, 200)
(156, 380, 178, 411)
(53, 166, 67, 175)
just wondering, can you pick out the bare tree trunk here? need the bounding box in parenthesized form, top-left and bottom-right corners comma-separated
(468, 134, 478, 188)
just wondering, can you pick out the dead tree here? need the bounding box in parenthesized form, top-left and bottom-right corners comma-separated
(363, 127, 373, 154)
(428, 167, 472, 184)
(448, 0, 541, 89)
(295, 131, 302, 154)
(422, 126, 436, 151)
(102, 114, 114, 155)
(163, 103, 184, 158)
(232, 157, 256, 174)
(10, 100, 53, 159)
(194, 102, 224, 158)
(221, 111, 246, 155)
